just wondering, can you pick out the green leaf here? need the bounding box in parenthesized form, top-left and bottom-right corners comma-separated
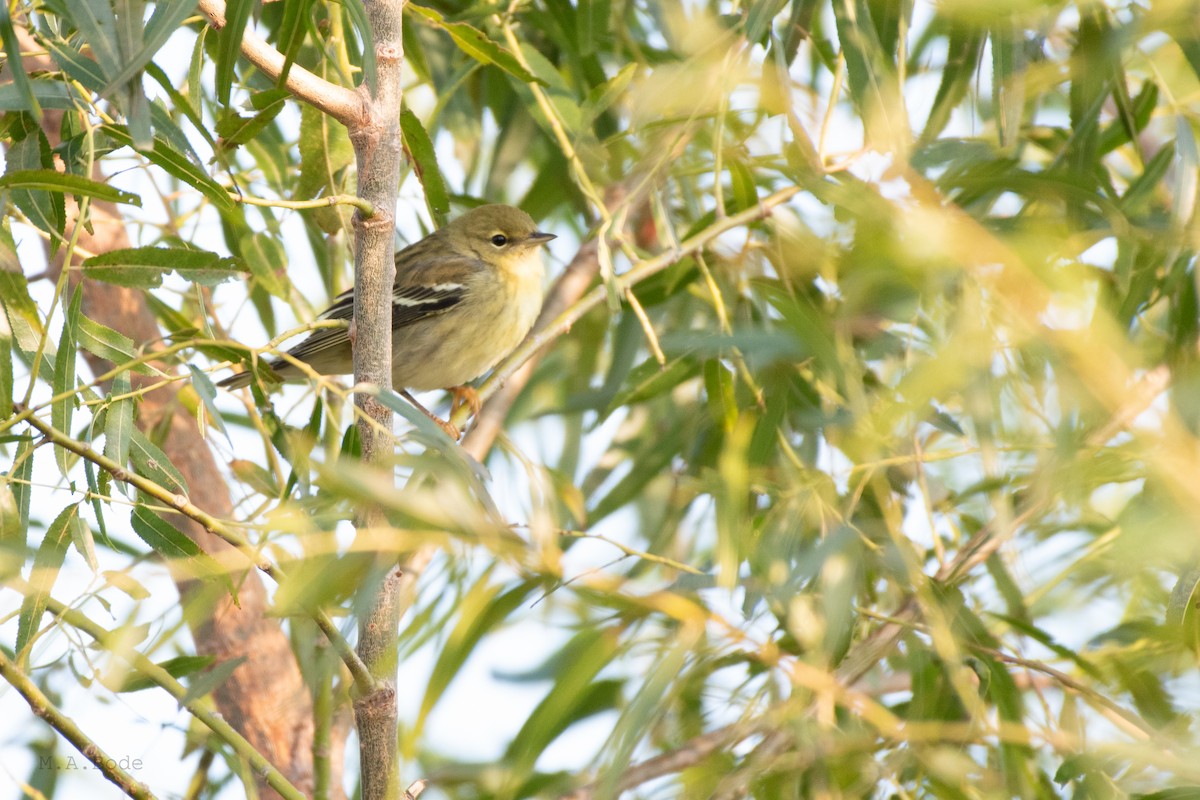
(341, 0, 377, 92)
(103, 373, 134, 477)
(187, 365, 228, 437)
(400, 106, 450, 226)
(407, 4, 541, 85)
(77, 315, 154, 374)
(216, 0, 254, 106)
(69, 516, 98, 573)
(921, 21, 984, 143)
(179, 656, 248, 707)
(0, 80, 76, 111)
(415, 577, 535, 733)
(0, 169, 141, 206)
(104, 0, 199, 92)
(52, 288, 81, 476)
(4, 128, 65, 245)
(605, 356, 700, 417)
(0, 3, 40, 115)
(582, 63, 636, 125)
(82, 246, 245, 289)
(744, 0, 788, 44)
(128, 428, 188, 495)
(0, 249, 45, 351)
(297, 102, 354, 201)
(276, 0, 316, 84)
(238, 232, 289, 299)
(0, 325, 10, 420)
(111, 654, 214, 693)
(72, 0, 123, 81)
(16, 504, 79, 655)
(130, 507, 224, 583)
(831, 0, 905, 147)
(503, 627, 619, 778)
(2, 438, 34, 551)
(101, 124, 234, 210)
(214, 88, 290, 150)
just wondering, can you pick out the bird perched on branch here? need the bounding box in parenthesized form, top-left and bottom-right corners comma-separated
(218, 204, 555, 438)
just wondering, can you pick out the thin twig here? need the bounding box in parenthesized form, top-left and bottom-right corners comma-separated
(16, 408, 377, 696)
(196, 0, 362, 125)
(0, 649, 156, 800)
(3, 582, 308, 800)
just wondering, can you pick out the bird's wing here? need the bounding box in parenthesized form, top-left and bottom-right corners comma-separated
(285, 253, 483, 364)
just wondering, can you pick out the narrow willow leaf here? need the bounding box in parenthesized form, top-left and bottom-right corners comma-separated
(101, 124, 234, 210)
(921, 22, 984, 143)
(407, 4, 541, 85)
(744, 0, 788, 44)
(0, 480, 19, 548)
(216, 0, 254, 106)
(503, 627, 619, 778)
(112, 654, 213, 693)
(82, 246, 245, 288)
(582, 62, 636, 125)
(187, 365, 228, 437)
(52, 288, 81, 476)
(44, 35, 107, 92)
(238, 232, 289, 299)
(179, 655, 247, 707)
(104, 0, 198, 91)
(103, 569, 150, 600)
(16, 503, 79, 655)
(104, 373, 134, 476)
(78, 315, 154, 374)
(0, 250, 44, 351)
(69, 516, 98, 573)
(215, 89, 289, 151)
(187, 25, 207, 117)
(399, 106, 450, 226)
(341, 0, 377, 92)
(605, 356, 700, 417)
(5, 130, 65, 245)
(276, 0, 315, 83)
(71, 0, 122, 80)
(80, 456, 112, 550)
(7, 438, 33, 549)
(128, 428, 188, 495)
(832, 0, 905, 147)
(0, 81, 76, 111)
(991, 21, 1024, 149)
(415, 577, 534, 732)
(129, 507, 222, 582)
(0, 169, 141, 206)
(0, 327, 11, 419)
(0, 3, 39, 115)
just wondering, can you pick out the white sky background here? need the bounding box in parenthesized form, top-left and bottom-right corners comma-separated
(3, 2, 1191, 798)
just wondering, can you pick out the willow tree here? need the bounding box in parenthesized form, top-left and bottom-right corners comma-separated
(3, 1, 1200, 799)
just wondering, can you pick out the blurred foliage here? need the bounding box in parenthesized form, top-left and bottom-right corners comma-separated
(3, 0, 1200, 798)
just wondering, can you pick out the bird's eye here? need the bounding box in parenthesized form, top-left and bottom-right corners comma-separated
(490, 234, 508, 247)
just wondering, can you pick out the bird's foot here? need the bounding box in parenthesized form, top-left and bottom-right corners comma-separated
(401, 389, 461, 440)
(449, 385, 482, 419)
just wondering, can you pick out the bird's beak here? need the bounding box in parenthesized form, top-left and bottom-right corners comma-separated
(529, 231, 556, 245)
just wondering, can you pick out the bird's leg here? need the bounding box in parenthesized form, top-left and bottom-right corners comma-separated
(401, 389, 460, 440)
(448, 385, 482, 420)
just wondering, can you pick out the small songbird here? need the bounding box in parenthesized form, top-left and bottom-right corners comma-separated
(218, 204, 555, 436)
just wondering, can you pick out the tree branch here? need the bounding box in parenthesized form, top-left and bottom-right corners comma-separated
(347, 2, 406, 798)
(0, 649, 156, 800)
(3, 582, 308, 800)
(196, 0, 363, 126)
(18, 407, 377, 697)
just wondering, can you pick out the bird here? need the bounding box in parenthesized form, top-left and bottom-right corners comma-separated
(218, 204, 555, 438)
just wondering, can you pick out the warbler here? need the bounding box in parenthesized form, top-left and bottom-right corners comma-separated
(218, 204, 555, 432)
